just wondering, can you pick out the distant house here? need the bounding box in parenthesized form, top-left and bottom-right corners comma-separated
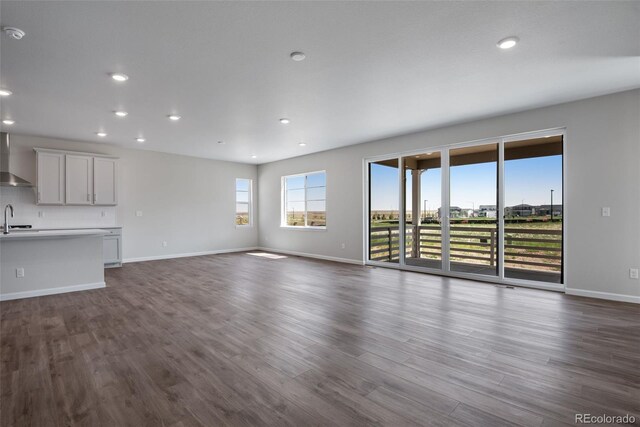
(505, 204, 563, 217)
(506, 204, 535, 217)
(439, 206, 462, 218)
(536, 204, 563, 216)
(479, 205, 497, 218)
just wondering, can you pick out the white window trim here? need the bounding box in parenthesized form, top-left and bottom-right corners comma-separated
(235, 178, 253, 228)
(281, 170, 327, 230)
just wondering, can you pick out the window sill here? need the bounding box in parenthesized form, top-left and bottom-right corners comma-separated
(280, 226, 326, 231)
(236, 225, 253, 229)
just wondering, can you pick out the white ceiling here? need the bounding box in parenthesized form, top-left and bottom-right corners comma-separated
(1, 1, 639, 164)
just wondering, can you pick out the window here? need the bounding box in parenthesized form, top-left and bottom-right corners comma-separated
(235, 178, 252, 226)
(282, 171, 326, 228)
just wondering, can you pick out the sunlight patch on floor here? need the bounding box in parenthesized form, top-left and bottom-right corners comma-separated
(246, 252, 288, 260)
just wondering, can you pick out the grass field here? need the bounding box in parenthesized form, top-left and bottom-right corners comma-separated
(286, 211, 326, 227)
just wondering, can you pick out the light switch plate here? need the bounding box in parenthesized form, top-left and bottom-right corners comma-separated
(136, 210, 143, 217)
(601, 207, 610, 217)
(16, 268, 24, 278)
(630, 268, 639, 279)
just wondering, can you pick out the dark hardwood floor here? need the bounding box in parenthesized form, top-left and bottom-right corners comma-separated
(2, 252, 639, 426)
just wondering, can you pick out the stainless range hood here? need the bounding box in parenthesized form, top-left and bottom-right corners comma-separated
(0, 132, 32, 187)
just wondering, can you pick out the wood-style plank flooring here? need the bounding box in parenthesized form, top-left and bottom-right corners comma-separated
(2, 252, 639, 426)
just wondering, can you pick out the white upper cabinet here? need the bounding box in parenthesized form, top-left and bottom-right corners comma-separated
(65, 154, 94, 205)
(35, 148, 118, 206)
(36, 151, 65, 205)
(93, 157, 117, 205)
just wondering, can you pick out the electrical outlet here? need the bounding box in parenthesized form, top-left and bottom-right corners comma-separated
(16, 267, 24, 278)
(136, 210, 143, 217)
(101, 211, 106, 217)
(162, 241, 168, 247)
(38, 211, 44, 218)
(630, 268, 639, 279)
(601, 207, 610, 217)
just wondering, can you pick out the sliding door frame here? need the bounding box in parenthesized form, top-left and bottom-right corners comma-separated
(363, 127, 567, 293)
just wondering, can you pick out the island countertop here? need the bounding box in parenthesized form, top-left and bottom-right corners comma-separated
(0, 228, 109, 240)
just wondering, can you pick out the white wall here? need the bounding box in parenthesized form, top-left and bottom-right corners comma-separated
(258, 89, 640, 301)
(1, 135, 259, 260)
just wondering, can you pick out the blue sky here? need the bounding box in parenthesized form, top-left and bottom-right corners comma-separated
(371, 155, 562, 210)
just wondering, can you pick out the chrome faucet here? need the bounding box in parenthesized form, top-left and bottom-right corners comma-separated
(4, 204, 14, 234)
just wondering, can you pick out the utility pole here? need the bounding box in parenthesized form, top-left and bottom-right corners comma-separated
(550, 189, 554, 222)
(423, 199, 428, 222)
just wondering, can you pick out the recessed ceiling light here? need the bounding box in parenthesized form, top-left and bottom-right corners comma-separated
(251, 155, 257, 159)
(168, 114, 181, 121)
(298, 142, 306, 147)
(0, 89, 12, 97)
(290, 51, 306, 62)
(110, 73, 129, 82)
(2, 119, 15, 125)
(96, 132, 107, 137)
(114, 110, 128, 117)
(279, 118, 290, 124)
(497, 36, 519, 49)
(136, 137, 146, 143)
(426, 152, 433, 155)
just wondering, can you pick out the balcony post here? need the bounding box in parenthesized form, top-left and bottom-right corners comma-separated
(411, 169, 421, 258)
(490, 229, 495, 267)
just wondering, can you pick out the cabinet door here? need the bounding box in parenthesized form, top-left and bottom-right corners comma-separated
(103, 235, 121, 264)
(36, 152, 65, 205)
(93, 157, 117, 205)
(65, 155, 93, 205)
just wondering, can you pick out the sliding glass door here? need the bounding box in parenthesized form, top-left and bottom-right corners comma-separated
(368, 159, 400, 263)
(448, 143, 499, 277)
(503, 136, 563, 283)
(366, 130, 564, 289)
(402, 151, 443, 270)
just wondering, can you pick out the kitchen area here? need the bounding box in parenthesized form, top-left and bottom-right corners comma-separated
(0, 132, 122, 301)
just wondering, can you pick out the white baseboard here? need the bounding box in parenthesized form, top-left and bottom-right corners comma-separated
(565, 288, 640, 304)
(257, 247, 363, 265)
(123, 247, 259, 264)
(0, 281, 106, 301)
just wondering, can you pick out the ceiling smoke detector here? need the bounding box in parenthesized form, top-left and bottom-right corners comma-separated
(3, 27, 26, 40)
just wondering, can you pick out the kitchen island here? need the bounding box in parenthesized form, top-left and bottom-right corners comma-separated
(0, 228, 108, 301)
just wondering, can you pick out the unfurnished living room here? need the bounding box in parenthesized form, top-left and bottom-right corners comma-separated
(0, 1, 639, 426)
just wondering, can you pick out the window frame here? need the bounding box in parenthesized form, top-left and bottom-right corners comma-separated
(235, 178, 253, 228)
(281, 170, 327, 230)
